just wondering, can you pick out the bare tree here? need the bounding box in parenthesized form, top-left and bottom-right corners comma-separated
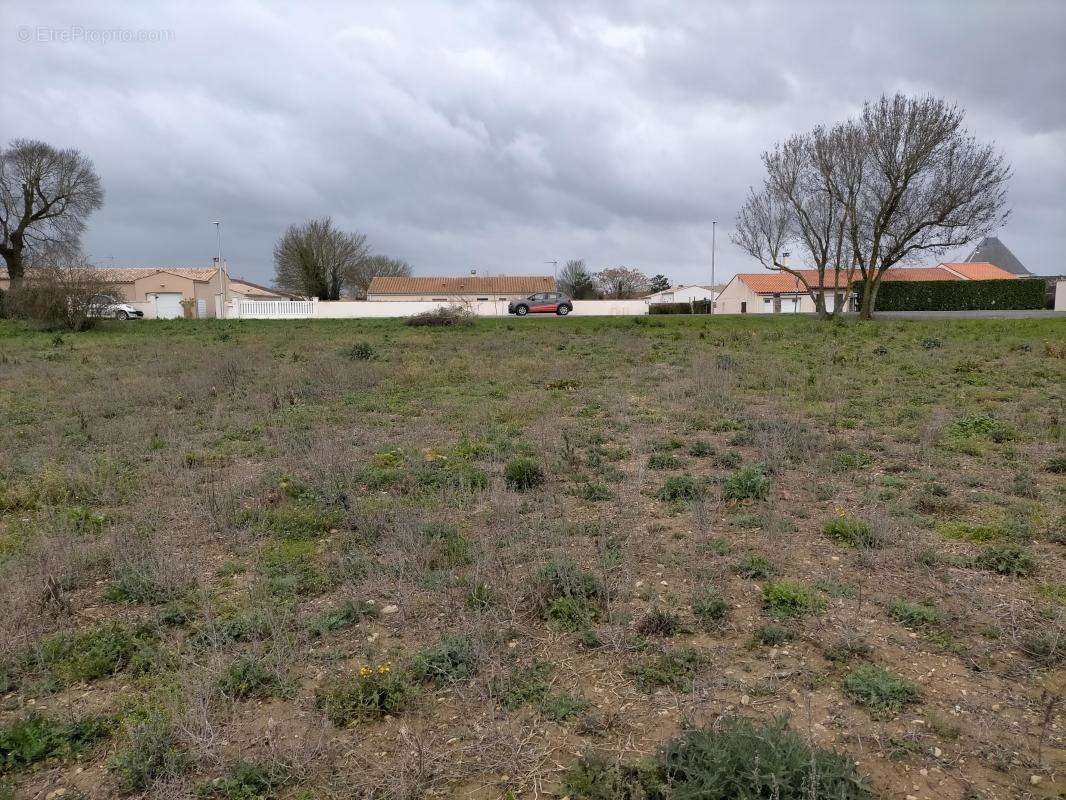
(558, 259, 597, 299)
(0, 140, 104, 286)
(595, 266, 649, 299)
(273, 218, 370, 300)
(732, 130, 855, 319)
(350, 254, 412, 299)
(6, 247, 115, 330)
(833, 94, 1010, 318)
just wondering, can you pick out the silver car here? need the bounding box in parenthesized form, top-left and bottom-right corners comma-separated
(88, 294, 143, 320)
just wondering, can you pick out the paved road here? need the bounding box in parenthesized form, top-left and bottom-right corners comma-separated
(869, 310, 1064, 320)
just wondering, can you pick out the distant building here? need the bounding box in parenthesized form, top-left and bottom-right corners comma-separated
(366, 275, 556, 302)
(714, 263, 1017, 314)
(964, 236, 1031, 276)
(644, 284, 718, 304)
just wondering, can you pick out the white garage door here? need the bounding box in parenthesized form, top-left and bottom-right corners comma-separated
(152, 293, 184, 319)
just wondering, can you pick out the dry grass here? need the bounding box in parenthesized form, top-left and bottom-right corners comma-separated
(0, 314, 1063, 798)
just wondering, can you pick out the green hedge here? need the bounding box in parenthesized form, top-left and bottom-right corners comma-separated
(856, 278, 1045, 311)
(649, 300, 713, 315)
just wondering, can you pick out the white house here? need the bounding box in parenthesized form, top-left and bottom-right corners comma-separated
(644, 284, 718, 304)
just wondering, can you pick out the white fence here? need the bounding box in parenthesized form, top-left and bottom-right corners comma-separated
(238, 299, 316, 318)
(228, 298, 648, 319)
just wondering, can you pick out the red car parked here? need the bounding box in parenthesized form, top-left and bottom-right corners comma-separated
(508, 292, 573, 316)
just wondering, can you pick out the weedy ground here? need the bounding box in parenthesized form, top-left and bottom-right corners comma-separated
(0, 314, 1063, 799)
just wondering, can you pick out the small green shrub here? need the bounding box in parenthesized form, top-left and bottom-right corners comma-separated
(422, 522, 473, 569)
(0, 714, 111, 772)
(307, 599, 378, 638)
(540, 690, 590, 722)
(411, 635, 480, 683)
(492, 660, 552, 710)
(761, 580, 824, 618)
(33, 622, 155, 688)
(692, 586, 729, 628)
(634, 608, 683, 637)
(260, 539, 335, 598)
(687, 441, 714, 457)
(110, 711, 191, 794)
(723, 464, 770, 501)
(715, 450, 742, 468)
(823, 515, 882, 549)
(196, 760, 294, 799)
(315, 663, 414, 725)
(946, 413, 1014, 443)
(405, 306, 474, 326)
(627, 648, 702, 692)
(563, 717, 874, 800)
(656, 475, 702, 502)
(734, 553, 777, 579)
(647, 452, 682, 470)
(504, 457, 544, 491)
(217, 652, 290, 701)
(844, 664, 921, 717)
(530, 560, 606, 629)
(974, 543, 1036, 576)
(1046, 455, 1066, 474)
(580, 481, 612, 501)
(752, 623, 793, 646)
(342, 341, 376, 361)
(889, 600, 944, 630)
(466, 582, 494, 610)
(103, 567, 188, 606)
(822, 637, 872, 663)
(263, 503, 341, 540)
(936, 520, 1010, 542)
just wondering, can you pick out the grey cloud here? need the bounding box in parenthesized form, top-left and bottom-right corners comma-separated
(2, 0, 1064, 282)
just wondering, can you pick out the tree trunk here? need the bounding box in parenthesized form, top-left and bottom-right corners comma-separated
(858, 273, 882, 320)
(814, 291, 828, 320)
(2, 249, 24, 285)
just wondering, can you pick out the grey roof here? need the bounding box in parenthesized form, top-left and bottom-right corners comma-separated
(964, 236, 1030, 275)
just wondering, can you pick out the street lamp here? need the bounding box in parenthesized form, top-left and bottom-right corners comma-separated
(710, 221, 717, 314)
(213, 221, 228, 319)
(544, 260, 558, 281)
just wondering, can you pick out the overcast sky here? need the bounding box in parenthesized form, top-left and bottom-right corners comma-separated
(3, 1, 1065, 284)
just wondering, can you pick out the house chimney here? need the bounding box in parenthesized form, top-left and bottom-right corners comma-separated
(470, 269, 477, 276)
(781, 251, 790, 269)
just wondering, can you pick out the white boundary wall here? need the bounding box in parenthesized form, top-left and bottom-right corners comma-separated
(229, 299, 648, 319)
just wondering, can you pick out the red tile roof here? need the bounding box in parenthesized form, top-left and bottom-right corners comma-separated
(367, 275, 556, 296)
(734, 263, 1017, 294)
(1, 266, 218, 282)
(939, 262, 1017, 280)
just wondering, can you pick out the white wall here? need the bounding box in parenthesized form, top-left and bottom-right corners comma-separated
(1056, 280, 1066, 312)
(230, 298, 649, 319)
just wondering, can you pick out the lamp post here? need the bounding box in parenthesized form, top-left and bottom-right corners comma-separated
(214, 221, 228, 319)
(710, 220, 717, 314)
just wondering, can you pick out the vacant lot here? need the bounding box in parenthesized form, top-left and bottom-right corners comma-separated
(0, 315, 1063, 799)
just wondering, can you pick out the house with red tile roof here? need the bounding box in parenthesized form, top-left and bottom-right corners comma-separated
(714, 263, 1017, 314)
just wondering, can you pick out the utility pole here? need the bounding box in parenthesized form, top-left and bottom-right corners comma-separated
(710, 220, 717, 314)
(214, 221, 227, 319)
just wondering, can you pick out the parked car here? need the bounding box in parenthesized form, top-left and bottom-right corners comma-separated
(508, 292, 573, 316)
(88, 294, 143, 320)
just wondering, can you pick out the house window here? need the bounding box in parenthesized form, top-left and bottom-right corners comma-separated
(477, 297, 489, 301)
(741, 301, 747, 313)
